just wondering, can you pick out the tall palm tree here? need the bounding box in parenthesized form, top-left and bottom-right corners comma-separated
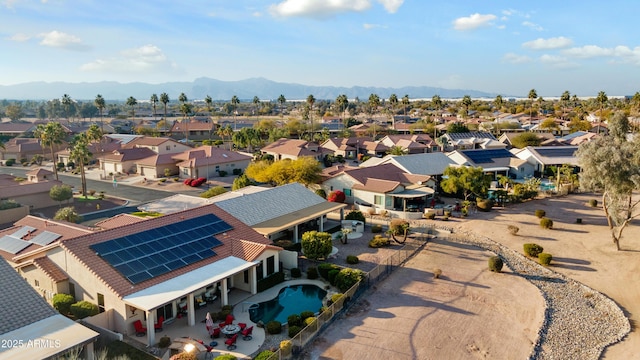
(596, 91, 608, 134)
(493, 95, 503, 113)
(86, 123, 104, 177)
(126, 96, 137, 122)
(461, 95, 472, 119)
(306, 94, 316, 135)
(204, 95, 213, 114)
(180, 102, 193, 142)
(34, 122, 66, 180)
(231, 95, 240, 131)
(277, 94, 286, 116)
(150, 93, 158, 121)
(70, 133, 92, 198)
(368, 94, 380, 139)
(432, 94, 443, 139)
(389, 94, 398, 127)
(61, 94, 73, 122)
(401, 94, 410, 117)
(253, 96, 260, 117)
(528, 89, 538, 120)
(336, 94, 349, 130)
(94, 94, 106, 133)
(560, 90, 571, 120)
(160, 92, 170, 132)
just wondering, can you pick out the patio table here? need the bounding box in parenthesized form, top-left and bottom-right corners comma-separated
(220, 324, 240, 338)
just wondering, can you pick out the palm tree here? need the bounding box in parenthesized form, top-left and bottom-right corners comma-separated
(432, 94, 443, 139)
(126, 96, 137, 122)
(34, 122, 66, 180)
(560, 90, 571, 120)
(368, 94, 380, 138)
(180, 102, 193, 142)
(94, 94, 106, 133)
(150, 93, 158, 121)
(389, 93, 398, 127)
(70, 134, 92, 198)
(387, 145, 406, 156)
(596, 91, 608, 134)
(217, 124, 233, 149)
(306, 94, 316, 134)
(461, 95, 472, 119)
(160, 92, 170, 132)
(204, 95, 213, 114)
(336, 94, 349, 129)
(401, 94, 410, 117)
(61, 94, 73, 122)
(253, 96, 260, 117)
(493, 95, 503, 113)
(231, 95, 240, 131)
(277, 94, 286, 116)
(86, 123, 105, 177)
(528, 89, 538, 120)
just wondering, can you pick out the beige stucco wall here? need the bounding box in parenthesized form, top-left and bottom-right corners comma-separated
(15, 191, 61, 210)
(322, 174, 357, 203)
(0, 205, 29, 223)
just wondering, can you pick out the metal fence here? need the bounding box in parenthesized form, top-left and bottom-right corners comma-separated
(266, 226, 436, 360)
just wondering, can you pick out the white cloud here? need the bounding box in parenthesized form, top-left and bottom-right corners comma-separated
(503, 53, 531, 64)
(38, 30, 90, 51)
(363, 23, 387, 30)
(269, 0, 371, 18)
(522, 21, 543, 31)
(562, 45, 640, 66)
(81, 45, 177, 73)
(522, 37, 573, 50)
(377, 0, 404, 14)
(539, 54, 579, 69)
(452, 13, 496, 31)
(8, 33, 30, 41)
(562, 45, 613, 58)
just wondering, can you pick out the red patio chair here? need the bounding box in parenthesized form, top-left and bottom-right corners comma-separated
(225, 314, 234, 325)
(154, 316, 164, 332)
(241, 325, 253, 341)
(225, 334, 238, 350)
(133, 320, 147, 337)
(207, 326, 221, 339)
(238, 322, 247, 330)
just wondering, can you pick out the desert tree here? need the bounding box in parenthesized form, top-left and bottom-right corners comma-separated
(34, 122, 66, 180)
(441, 166, 491, 201)
(94, 94, 106, 132)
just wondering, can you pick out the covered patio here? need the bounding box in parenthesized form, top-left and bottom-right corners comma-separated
(390, 186, 435, 214)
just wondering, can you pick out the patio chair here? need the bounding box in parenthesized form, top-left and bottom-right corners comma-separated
(204, 290, 217, 303)
(154, 316, 164, 332)
(207, 326, 221, 339)
(195, 294, 207, 308)
(241, 326, 253, 341)
(225, 314, 234, 325)
(225, 334, 238, 350)
(133, 320, 147, 337)
(238, 322, 247, 330)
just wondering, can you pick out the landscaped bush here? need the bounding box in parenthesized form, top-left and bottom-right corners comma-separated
(335, 268, 364, 292)
(488, 256, 504, 272)
(371, 224, 383, 233)
(535, 209, 546, 218)
(346, 255, 359, 264)
(507, 225, 519, 235)
(88, 189, 96, 196)
(424, 212, 436, 220)
(70, 300, 99, 319)
(318, 263, 340, 280)
(280, 340, 293, 356)
(300, 311, 315, 321)
(433, 268, 442, 279)
(232, 168, 242, 176)
(218, 170, 228, 177)
(441, 215, 450, 221)
(52, 293, 75, 315)
(538, 253, 553, 266)
(330, 293, 343, 305)
(304, 316, 317, 326)
(315, 189, 327, 199)
(345, 210, 366, 224)
(328, 269, 340, 286)
(287, 314, 302, 327)
(589, 199, 598, 207)
(444, 210, 452, 217)
(288, 325, 302, 338)
(290, 268, 302, 278)
(327, 190, 346, 203)
(523, 243, 544, 257)
(266, 321, 282, 334)
(4, 158, 15, 166)
(172, 352, 197, 360)
(369, 235, 390, 248)
(254, 350, 275, 360)
(476, 199, 493, 212)
(158, 336, 171, 348)
(540, 217, 554, 229)
(214, 355, 236, 360)
(0, 199, 21, 210)
(307, 266, 318, 279)
(257, 271, 285, 292)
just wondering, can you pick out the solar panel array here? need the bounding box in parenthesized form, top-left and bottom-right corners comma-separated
(11, 226, 36, 239)
(29, 231, 62, 246)
(447, 132, 497, 140)
(0, 235, 32, 254)
(535, 147, 577, 158)
(91, 214, 231, 284)
(462, 149, 514, 164)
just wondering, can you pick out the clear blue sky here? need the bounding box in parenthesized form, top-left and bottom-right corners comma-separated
(1, 0, 639, 97)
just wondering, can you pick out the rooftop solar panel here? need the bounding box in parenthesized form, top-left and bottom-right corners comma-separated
(11, 226, 36, 239)
(462, 149, 514, 164)
(91, 213, 231, 284)
(535, 147, 577, 158)
(29, 231, 62, 246)
(0, 235, 31, 254)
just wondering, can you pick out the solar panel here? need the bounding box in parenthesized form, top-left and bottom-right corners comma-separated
(462, 149, 514, 164)
(11, 226, 36, 239)
(535, 147, 577, 158)
(0, 235, 31, 254)
(91, 214, 231, 284)
(29, 231, 62, 246)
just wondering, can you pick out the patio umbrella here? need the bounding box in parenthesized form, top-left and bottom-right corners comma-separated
(205, 312, 215, 333)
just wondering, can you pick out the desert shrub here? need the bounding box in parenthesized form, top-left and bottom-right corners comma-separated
(328, 269, 340, 286)
(345, 210, 366, 224)
(214, 355, 236, 360)
(158, 336, 171, 348)
(254, 351, 274, 360)
(425, 212, 436, 220)
(535, 209, 546, 218)
(70, 300, 99, 319)
(523, 243, 544, 257)
(540, 217, 553, 229)
(287, 314, 302, 327)
(371, 224, 383, 233)
(274, 239, 293, 249)
(346, 255, 359, 264)
(159, 178, 167, 183)
(301, 231, 333, 260)
(433, 268, 442, 279)
(173, 353, 197, 360)
(589, 199, 598, 207)
(444, 210, 452, 217)
(335, 268, 364, 292)
(0, 199, 21, 210)
(318, 263, 340, 280)
(488, 256, 504, 272)
(52, 293, 75, 315)
(88, 189, 96, 196)
(300, 311, 315, 321)
(290, 268, 302, 278)
(369, 235, 390, 248)
(232, 168, 242, 175)
(441, 215, 449, 221)
(280, 340, 293, 355)
(476, 198, 493, 212)
(315, 188, 327, 199)
(173, 177, 180, 182)
(4, 158, 15, 166)
(221, 305, 233, 311)
(507, 225, 519, 235)
(304, 316, 317, 326)
(307, 266, 318, 279)
(288, 325, 302, 338)
(218, 170, 227, 177)
(330, 293, 343, 304)
(266, 321, 282, 334)
(538, 253, 552, 265)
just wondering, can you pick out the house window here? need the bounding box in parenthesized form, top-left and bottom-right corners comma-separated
(374, 195, 383, 205)
(182, 168, 189, 175)
(34, 279, 39, 287)
(256, 263, 264, 281)
(266, 256, 275, 275)
(166, 145, 170, 151)
(386, 197, 392, 207)
(343, 189, 352, 197)
(97, 293, 105, 313)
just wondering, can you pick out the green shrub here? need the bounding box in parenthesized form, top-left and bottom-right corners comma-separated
(476, 199, 493, 212)
(330, 293, 343, 304)
(159, 178, 167, 183)
(540, 217, 553, 229)
(346, 255, 359, 264)
(425, 212, 436, 220)
(232, 168, 242, 175)
(315, 189, 327, 199)
(588, 199, 598, 207)
(222, 304, 233, 311)
(288, 325, 302, 338)
(507, 225, 519, 235)
(214, 355, 236, 360)
(257, 271, 286, 292)
(290, 268, 302, 278)
(369, 235, 390, 248)
(488, 256, 504, 272)
(328, 269, 340, 286)
(304, 316, 317, 326)
(218, 170, 228, 177)
(318, 263, 340, 280)
(266, 321, 282, 334)
(307, 266, 318, 279)
(254, 351, 274, 360)
(158, 336, 171, 348)
(300, 311, 315, 321)
(441, 215, 450, 221)
(335, 268, 364, 292)
(535, 209, 546, 218)
(70, 300, 99, 319)
(523, 243, 544, 257)
(0, 199, 21, 210)
(4, 158, 15, 166)
(538, 253, 553, 266)
(52, 293, 75, 315)
(371, 224, 383, 233)
(280, 340, 293, 355)
(345, 210, 366, 224)
(287, 314, 302, 327)
(444, 210, 452, 217)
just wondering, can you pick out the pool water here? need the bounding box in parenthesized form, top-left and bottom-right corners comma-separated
(249, 284, 327, 324)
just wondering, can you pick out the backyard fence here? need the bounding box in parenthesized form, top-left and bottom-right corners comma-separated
(266, 225, 441, 360)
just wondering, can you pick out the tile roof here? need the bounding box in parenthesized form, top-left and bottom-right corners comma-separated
(446, 132, 497, 140)
(26, 168, 54, 177)
(173, 146, 251, 167)
(103, 147, 157, 161)
(0, 176, 62, 199)
(125, 136, 174, 147)
(94, 214, 145, 229)
(382, 153, 456, 175)
(32, 256, 68, 282)
(343, 163, 428, 186)
(171, 120, 215, 132)
(0, 123, 35, 133)
(261, 138, 322, 157)
(137, 153, 177, 166)
(352, 178, 400, 193)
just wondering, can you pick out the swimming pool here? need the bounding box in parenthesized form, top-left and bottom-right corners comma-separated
(249, 284, 327, 324)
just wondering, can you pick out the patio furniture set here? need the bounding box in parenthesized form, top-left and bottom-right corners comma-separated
(132, 316, 164, 337)
(206, 313, 254, 351)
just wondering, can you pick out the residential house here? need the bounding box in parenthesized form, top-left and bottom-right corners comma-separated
(0, 122, 36, 137)
(359, 140, 389, 158)
(360, 152, 456, 183)
(498, 131, 556, 149)
(513, 146, 580, 177)
(0, 257, 99, 360)
(441, 132, 505, 151)
(447, 148, 535, 180)
(261, 138, 325, 162)
(378, 134, 437, 154)
(102, 147, 157, 175)
(0, 169, 67, 210)
(1, 138, 55, 163)
(125, 136, 191, 155)
(170, 119, 216, 141)
(320, 138, 357, 159)
(559, 131, 599, 145)
(172, 146, 252, 179)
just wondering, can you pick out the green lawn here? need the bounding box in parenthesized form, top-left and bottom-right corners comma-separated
(103, 340, 158, 360)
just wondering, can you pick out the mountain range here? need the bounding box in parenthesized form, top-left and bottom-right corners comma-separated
(0, 77, 498, 101)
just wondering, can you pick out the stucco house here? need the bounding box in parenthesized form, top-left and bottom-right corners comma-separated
(378, 134, 437, 154)
(441, 132, 504, 151)
(261, 138, 325, 162)
(172, 146, 252, 179)
(0, 169, 68, 210)
(447, 148, 535, 180)
(513, 146, 580, 177)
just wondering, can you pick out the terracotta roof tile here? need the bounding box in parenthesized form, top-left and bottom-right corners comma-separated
(33, 256, 68, 282)
(94, 214, 145, 229)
